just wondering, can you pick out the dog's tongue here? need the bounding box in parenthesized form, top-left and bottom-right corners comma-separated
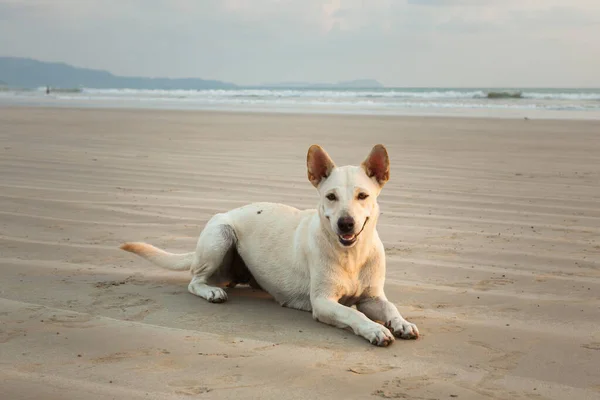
(342, 234, 354, 240)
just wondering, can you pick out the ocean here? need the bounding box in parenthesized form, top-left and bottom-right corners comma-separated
(2, 87, 600, 119)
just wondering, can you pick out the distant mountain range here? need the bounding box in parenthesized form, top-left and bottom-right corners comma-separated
(260, 79, 383, 88)
(0, 57, 237, 89)
(0, 57, 385, 90)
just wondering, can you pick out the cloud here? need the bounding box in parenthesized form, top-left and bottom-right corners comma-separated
(407, 0, 505, 6)
(0, 0, 599, 86)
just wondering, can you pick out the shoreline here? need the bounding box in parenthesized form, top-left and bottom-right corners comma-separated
(2, 95, 600, 121)
(3, 102, 600, 122)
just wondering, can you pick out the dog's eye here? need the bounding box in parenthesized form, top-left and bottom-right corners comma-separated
(357, 192, 369, 200)
(326, 193, 337, 201)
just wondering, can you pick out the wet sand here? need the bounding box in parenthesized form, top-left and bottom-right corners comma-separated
(1, 107, 599, 399)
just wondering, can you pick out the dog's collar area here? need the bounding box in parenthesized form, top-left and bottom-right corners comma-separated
(338, 217, 369, 247)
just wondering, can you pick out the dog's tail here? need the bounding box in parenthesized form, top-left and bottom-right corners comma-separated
(120, 242, 193, 271)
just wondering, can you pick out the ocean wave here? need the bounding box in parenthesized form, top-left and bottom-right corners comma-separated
(3, 87, 599, 114)
(80, 88, 486, 99)
(50, 93, 600, 111)
(522, 92, 600, 100)
(484, 91, 522, 99)
(79, 88, 600, 101)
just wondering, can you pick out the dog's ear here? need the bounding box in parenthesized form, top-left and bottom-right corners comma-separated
(361, 144, 390, 187)
(307, 144, 336, 188)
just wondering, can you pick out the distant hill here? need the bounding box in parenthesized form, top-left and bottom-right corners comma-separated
(0, 57, 237, 89)
(337, 79, 384, 88)
(260, 79, 384, 89)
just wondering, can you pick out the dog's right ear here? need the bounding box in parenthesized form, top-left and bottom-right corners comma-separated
(307, 144, 336, 188)
(361, 144, 390, 187)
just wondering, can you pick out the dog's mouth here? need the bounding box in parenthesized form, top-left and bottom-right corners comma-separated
(338, 218, 369, 247)
(338, 233, 358, 246)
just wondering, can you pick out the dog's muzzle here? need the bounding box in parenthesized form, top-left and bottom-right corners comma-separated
(338, 217, 369, 247)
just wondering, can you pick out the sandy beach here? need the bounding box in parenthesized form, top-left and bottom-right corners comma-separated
(1, 107, 599, 400)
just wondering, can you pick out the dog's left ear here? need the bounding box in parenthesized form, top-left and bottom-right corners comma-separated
(361, 144, 390, 187)
(307, 144, 336, 188)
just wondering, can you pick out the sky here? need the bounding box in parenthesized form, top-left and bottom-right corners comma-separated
(1, 0, 599, 87)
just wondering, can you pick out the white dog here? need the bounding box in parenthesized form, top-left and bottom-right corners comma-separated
(120, 144, 419, 346)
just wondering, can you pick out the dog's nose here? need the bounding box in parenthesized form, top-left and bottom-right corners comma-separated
(337, 216, 355, 233)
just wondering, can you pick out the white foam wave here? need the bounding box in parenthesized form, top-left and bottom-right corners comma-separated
(80, 88, 600, 101)
(50, 93, 599, 112)
(82, 88, 487, 99)
(522, 92, 600, 101)
(3, 87, 600, 113)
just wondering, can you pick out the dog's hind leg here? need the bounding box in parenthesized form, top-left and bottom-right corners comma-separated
(187, 220, 237, 303)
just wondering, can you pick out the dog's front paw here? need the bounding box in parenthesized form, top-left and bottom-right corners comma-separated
(205, 287, 228, 303)
(362, 324, 395, 347)
(386, 318, 419, 340)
